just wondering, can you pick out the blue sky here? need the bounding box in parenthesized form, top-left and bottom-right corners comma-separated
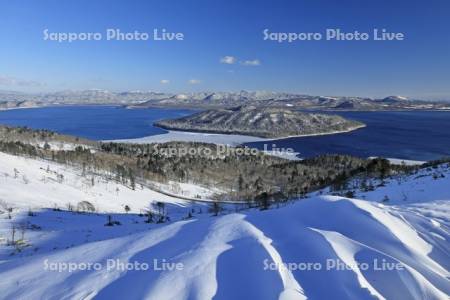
(0, 0, 449, 99)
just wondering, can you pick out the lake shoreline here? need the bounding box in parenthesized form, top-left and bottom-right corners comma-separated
(2, 106, 449, 161)
(3, 102, 450, 112)
(114, 123, 367, 146)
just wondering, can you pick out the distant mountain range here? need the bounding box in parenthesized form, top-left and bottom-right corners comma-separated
(1, 89, 450, 111)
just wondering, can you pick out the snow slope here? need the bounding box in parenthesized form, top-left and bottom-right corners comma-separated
(0, 152, 219, 213)
(331, 163, 450, 204)
(0, 197, 448, 300)
(0, 154, 449, 300)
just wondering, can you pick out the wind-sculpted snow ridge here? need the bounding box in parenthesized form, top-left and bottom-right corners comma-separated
(0, 195, 449, 299)
(0, 152, 449, 299)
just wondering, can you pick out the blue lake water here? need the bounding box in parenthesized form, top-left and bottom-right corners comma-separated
(247, 111, 450, 161)
(0, 106, 195, 140)
(0, 106, 449, 161)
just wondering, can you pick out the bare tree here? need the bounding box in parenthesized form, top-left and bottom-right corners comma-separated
(8, 225, 16, 246)
(210, 200, 221, 216)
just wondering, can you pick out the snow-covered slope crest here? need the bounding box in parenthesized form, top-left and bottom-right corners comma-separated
(330, 162, 450, 204)
(0, 195, 449, 299)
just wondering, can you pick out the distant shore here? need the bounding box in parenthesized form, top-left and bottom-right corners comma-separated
(109, 123, 366, 146)
(261, 123, 366, 141)
(2, 102, 450, 113)
(107, 130, 267, 146)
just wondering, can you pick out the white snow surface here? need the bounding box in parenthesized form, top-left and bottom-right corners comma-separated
(0, 153, 449, 300)
(108, 130, 267, 146)
(0, 152, 211, 213)
(368, 157, 425, 166)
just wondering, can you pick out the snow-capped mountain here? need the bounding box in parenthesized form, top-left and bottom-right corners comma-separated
(2, 89, 450, 111)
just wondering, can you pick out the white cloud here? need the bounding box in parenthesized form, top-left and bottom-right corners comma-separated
(188, 79, 201, 84)
(0, 75, 42, 87)
(160, 79, 170, 84)
(240, 59, 261, 66)
(220, 56, 236, 64)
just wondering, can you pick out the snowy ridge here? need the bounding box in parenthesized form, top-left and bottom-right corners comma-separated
(0, 196, 448, 299)
(0, 153, 449, 299)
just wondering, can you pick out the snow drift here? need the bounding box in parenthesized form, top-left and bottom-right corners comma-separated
(0, 154, 449, 300)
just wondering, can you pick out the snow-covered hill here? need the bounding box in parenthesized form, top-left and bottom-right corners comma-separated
(0, 153, 449, 299)
(0, 152, 219, 213)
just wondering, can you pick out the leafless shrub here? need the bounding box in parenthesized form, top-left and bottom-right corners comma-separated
(76, 201, 96, 213)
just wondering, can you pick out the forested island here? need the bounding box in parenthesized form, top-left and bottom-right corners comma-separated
(155, 105, 365, 138)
